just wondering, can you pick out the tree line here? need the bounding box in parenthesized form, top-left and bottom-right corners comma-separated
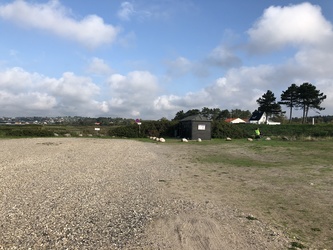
(257, 82, 326, 123)
(172, 82, 327, 124)
(173, 108, 251, 121)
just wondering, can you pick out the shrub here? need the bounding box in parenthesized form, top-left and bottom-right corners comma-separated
(211, 121, 247, 139)
(108, 120, 179, 138)
(5, 128, 54, 137)
(108, 124, 139, 138)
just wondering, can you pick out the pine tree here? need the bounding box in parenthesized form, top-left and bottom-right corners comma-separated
(298, 83, 326, 123)
(256, 90, 281, 123)
(279, 83, 299, 123)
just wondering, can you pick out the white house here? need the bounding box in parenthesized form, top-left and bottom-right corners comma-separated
(249, 111, 280, 125)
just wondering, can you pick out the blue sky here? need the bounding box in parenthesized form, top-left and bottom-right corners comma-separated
(1, 0, 333, 119)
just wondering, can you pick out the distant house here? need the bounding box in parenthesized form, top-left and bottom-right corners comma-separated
(249, 111, 281, 125)
(225, 118, 246, 124)
(249, 111, 267, 124)
(179, 115, 212, 140)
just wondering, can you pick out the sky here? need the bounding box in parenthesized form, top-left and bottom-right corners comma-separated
(0, 0, 333, 120)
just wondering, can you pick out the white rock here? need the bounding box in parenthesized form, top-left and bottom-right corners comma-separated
(160, 138, 166, 143)
(226, 137, 232, 141)
(247, 138, 253, 141)
(197, 138, 202, 142)
(181, 138, 188, 142)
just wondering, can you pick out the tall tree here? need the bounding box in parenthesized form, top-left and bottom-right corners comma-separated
(298, 82, 326, 123)
(201, 107, 221, 120)
(173, 109, 200, 120)
(256, 90, 281, 123)
(173, 110, 186, 120)
(217, 109, 231, 120)
(279, 83, 299, 123)
(230, 109, 251, 119)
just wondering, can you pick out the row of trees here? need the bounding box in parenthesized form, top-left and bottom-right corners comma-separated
(171, 83, 326, 124)
(257, 82, 326, 123)
(173, 108, 251, 121)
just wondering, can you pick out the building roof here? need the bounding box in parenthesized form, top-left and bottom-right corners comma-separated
(249, 111, 265, 121)
(225, 118, 246, 123)
(180, 115, 211, 122)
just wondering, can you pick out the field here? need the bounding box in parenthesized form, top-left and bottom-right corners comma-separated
(159, 138, 333, 249)
(0, 137, 332, 249)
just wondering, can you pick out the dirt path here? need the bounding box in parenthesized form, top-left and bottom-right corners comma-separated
(0, 138, 291, 249)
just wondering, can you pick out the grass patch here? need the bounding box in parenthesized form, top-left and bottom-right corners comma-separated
(172, 139, 333, 249)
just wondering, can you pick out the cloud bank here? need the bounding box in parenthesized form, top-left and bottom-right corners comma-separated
(0, 0, 119, 48)
(0, 2, 333, 119)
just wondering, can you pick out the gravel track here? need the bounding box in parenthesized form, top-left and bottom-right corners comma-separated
(0, 138, 290, 249)
(0, 138, 176, 249)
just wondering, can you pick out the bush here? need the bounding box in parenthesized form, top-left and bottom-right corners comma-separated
(5, 128, 54, 137)
(108, 120, 179, 138)
(211, 121, 247, 139)
(108, 124, 139, 138)
(236, 124, 333, 138)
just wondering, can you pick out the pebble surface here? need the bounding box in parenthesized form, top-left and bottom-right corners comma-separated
(0, 138, 178, 249)
(0, 138, 290, 250)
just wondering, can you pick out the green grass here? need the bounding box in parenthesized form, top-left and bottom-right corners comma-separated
(170, 139, 333, 249)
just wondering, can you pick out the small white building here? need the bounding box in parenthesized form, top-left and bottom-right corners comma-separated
(249, 111, 280, 125)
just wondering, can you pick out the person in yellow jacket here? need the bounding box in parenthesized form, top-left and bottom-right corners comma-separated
(255, 128, 261, 139)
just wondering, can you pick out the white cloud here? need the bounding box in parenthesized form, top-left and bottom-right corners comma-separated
(0, 67, 107, 117)
(0, 67, 41, 91)
(45, 72, 100, 102)
(166, 57, 192, 77)
(0, 0, 119, 48)
(154, 65, 278, 117)
(117, 1, 175, 22)
(1, 2, 333, 120)
(165, 56, 210, 79)
(207, 45, 242, 68)
(87, 57, 113, 76)
(108, 71, 158, 94)
(117, 2, 135, 21)
(106, 71, 160, 117)
(248, 2, 333, 52)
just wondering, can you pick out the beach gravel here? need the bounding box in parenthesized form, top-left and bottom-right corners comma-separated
(0, 138, 289, 249)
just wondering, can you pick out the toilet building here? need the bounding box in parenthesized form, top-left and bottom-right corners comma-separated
(179, 115, 212, 140)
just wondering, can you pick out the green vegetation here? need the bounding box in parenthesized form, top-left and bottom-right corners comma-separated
(1, 121, 333, 139)
(180, 139, 333, 249)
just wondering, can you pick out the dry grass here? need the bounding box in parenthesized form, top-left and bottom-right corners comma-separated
(164, 139, 333, 249)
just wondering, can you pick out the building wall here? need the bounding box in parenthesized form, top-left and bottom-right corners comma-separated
(179, 120, 211, 140)
(191, 121, 211, 140)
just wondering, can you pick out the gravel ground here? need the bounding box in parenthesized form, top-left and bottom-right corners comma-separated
(0, 138, 174, 249)
(0, 138, 290, 249)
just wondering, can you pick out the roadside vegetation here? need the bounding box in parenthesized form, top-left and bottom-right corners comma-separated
(1, 121, 333, 140)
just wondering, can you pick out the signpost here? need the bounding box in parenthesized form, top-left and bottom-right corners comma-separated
(135, 119, 141, 135)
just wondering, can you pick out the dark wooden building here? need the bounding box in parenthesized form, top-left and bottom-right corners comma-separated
(179, 115, 212, 140)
